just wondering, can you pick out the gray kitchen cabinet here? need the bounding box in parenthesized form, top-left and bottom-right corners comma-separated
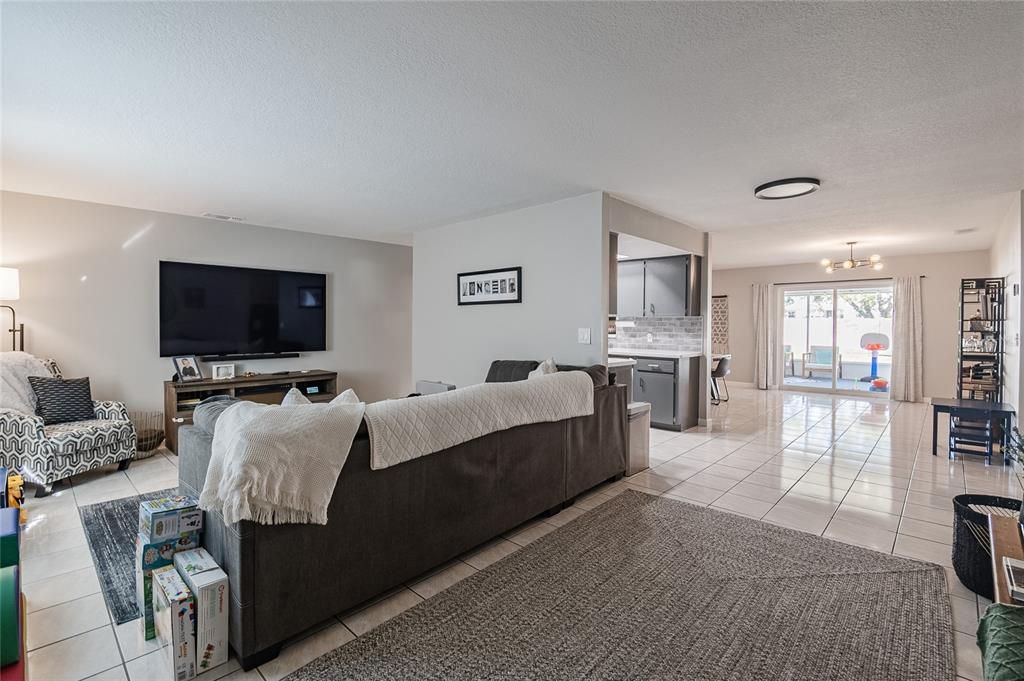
(635, 369, 676, 425)
(643, 256, 688, 317)
(616, 259, 646, 318)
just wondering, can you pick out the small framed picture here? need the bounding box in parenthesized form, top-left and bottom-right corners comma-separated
(457, 267, 522, 305)
(211, 363, 236, 381)
(172, 356, 204, 382)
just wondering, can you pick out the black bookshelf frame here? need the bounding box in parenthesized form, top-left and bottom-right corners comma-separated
(957, 277, 1006, 403)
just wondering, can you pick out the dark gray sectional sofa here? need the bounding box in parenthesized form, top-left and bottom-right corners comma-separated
(177, 363, 627, 669)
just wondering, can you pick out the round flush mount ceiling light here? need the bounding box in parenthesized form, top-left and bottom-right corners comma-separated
(754, 177, 821, 200)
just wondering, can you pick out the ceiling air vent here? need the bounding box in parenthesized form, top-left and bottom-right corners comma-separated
(202, 212, 246, 222)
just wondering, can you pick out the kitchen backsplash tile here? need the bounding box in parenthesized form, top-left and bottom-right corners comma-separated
(610, 316, 704, 352)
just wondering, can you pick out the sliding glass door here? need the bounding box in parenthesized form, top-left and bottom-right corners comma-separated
(780, 282, 893, 394)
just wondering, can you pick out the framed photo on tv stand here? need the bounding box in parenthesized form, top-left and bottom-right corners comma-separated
(172, 355, 204, 382)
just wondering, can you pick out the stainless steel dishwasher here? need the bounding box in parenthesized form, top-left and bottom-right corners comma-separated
(633, 358, 677, 429)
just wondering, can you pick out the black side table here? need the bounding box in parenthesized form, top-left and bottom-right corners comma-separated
(932, 397, 1014, 465)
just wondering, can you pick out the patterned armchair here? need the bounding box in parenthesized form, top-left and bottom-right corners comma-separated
(0, 360, 136, 496)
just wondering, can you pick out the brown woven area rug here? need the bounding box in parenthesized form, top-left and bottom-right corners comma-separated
(286, 490, 955, 680)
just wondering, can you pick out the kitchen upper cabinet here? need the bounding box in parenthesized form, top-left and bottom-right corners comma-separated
(616, 259, 646, 318)
(643, 257, 688, 317)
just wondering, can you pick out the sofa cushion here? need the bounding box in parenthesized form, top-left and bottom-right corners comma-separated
(485, 360, 540, 383)
(44, 419, 135, 455)
(28, 376, 96, 425)
(557, 364, 609, 387)
(193, 396, 239, 435)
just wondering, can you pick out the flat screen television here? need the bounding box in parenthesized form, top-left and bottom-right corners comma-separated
(159, 261, 327, 357)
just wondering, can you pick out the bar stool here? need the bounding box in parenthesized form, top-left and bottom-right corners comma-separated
(711, 356, 731, 405)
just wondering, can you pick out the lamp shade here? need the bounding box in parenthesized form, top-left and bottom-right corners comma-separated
(0, 268, 20, 301)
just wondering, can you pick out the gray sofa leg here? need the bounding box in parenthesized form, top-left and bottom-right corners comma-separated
(117, 459, 132, 471)
(239, 644, 282, 671)
(35, 483, 53, 498)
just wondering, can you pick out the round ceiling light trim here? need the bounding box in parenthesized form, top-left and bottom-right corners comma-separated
(754, 177, 821, 200)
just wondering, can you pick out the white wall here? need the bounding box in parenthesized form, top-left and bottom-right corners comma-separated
(413, 193, 605, 389)
(0, 191, 413, 410)
(712, 251, 991, 400)
(990, 190, 1024, 410)
(604, 195, 705, 257)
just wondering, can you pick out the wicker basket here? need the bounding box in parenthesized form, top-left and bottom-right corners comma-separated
(129, 410, 165, 458)
(953, 494, 1021, 600)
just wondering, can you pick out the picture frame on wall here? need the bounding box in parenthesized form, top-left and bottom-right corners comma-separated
(457, 267, 522, 305)
(172, 355, 204, 382)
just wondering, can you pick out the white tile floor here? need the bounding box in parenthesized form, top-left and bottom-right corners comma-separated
(20, 387, 1005, 680)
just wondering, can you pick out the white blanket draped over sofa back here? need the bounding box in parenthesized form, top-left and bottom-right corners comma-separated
(365, 371, 595, 470)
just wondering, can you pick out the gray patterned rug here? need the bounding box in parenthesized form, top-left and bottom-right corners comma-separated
(79, 487, 177, 624)
(287, 491, 955, 681)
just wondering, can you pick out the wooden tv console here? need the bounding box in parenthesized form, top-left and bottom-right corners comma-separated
(163, 369, 338, 453)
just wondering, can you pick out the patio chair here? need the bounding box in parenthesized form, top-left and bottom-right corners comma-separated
(783, 344, 795, 376)
(802, 345, 842, 379)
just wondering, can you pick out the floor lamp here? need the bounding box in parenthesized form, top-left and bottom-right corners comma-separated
(0, 267, 25, 351)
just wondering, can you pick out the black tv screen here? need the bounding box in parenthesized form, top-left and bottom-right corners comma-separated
(159, 261, 327, 357)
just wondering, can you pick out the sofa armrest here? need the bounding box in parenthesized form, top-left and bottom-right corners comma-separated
(93, 400, 130, 421)
(0, 408, 47, 461)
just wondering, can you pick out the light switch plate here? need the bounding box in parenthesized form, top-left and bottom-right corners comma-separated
(577, 327, 592, 344)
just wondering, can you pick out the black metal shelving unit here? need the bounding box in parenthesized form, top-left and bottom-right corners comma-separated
(951, 277, 1006, 460)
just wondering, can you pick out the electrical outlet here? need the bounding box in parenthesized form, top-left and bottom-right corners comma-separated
(577, 327, 592, 344)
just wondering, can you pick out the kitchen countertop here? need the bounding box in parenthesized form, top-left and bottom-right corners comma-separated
(608, 348, 704, 359)
(606, 357, 636, 369)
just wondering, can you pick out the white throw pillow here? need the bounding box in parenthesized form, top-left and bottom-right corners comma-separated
(281, 388, 311, 406)
(528, 358, 557, 379)
(331, 388, 361, 405)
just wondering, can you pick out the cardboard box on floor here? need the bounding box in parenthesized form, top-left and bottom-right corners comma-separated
(136, 532, 200, 640)
(139, 496, 203, 544)
(173, 548, 229, 672)
(152, 565, 197, 681)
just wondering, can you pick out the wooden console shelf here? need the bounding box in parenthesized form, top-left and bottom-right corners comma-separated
(989, 514, 1024, 604)
(163, 370, 338, 453)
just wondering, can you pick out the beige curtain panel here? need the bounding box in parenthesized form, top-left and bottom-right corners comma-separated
(891, 276, 924, 402)
(752, 283, 776, 390)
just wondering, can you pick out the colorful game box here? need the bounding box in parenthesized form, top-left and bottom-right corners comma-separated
(174, 549, 229, 671)
(136, 531, 200, 640)
(138, 496, 202, 544)
(152, 565, 197, 681)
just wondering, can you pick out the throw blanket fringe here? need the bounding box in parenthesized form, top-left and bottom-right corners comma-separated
(200, 399, 365, 525)
(365, 371, 594, 470)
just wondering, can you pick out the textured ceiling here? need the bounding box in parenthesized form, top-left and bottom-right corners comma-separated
(3, 3, 1023, 266)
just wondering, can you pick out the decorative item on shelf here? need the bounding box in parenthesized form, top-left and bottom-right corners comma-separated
(820, 242, 883, 274)
(457, 266, 522, 306)
(171, 356, 203, 382)
(211, 363, 235, 381)
(130, 411, 165, 457)
(0, 267, 25, 351)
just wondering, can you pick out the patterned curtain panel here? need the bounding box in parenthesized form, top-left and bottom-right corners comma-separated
(752, 284, 776, 390)
(891, 276, 924, 402)
(711, 297, 729, 354)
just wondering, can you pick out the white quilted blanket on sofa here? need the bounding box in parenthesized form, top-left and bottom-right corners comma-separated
(199, 397, 365, 525)
(364, 371, 594, 470)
